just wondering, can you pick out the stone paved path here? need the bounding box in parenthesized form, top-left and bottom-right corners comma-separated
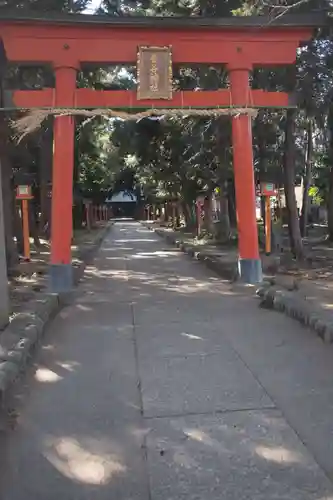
(1, 221, 333, 499)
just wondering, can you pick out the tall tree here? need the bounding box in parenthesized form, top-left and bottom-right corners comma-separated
(0, 0, 89, 11)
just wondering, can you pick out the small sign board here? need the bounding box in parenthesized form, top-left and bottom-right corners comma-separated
(16, 185, 33, 200)
(261, 183, 276, 197)
(137, 45, 173, 100)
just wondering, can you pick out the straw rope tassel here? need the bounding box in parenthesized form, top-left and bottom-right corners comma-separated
(12, 107, 258, 142)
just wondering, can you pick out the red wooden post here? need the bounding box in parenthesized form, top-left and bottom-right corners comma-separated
(22, 199, 30, 261)
(50, 65, 77, 292)
(261, 183, 276, 255)
(16, 186, 33, 262)
(265, 196, 272, 255)
(229, 65, 262, 283)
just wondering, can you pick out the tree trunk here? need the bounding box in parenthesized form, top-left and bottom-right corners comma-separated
(181, 200, 194, 229)
(300, 120, 313, 237)
(328, 184, 333, 240)
(227, 181, 237, 227)
(163, 203, 168, 222)
(256, 110, 269, 224)
(327, 105, 333, 240)
(29, 199, 41, 248)
(203, 195, 213, 233)
(283, 108, 304, 259)
(217, 183, 231, 241)
(39, 118, 53, 233)
(1, 154, 18, 270)
(0, 119, 18, 271)
(261, 196, 266, 224)
(14, 203, 24, 255)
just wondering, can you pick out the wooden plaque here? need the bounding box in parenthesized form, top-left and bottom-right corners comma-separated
(137, 46, 173, 100)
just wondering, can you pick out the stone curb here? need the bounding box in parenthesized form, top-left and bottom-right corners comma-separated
(257, 284, 333, 345)
(143, 223, 239, 282)
(0, 222, 112, 407)
(144, 223, 333, 344)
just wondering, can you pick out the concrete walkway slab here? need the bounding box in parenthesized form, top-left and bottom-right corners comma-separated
(140, 350, 274, 418)
(146, 410, 333, 500)
(135, 322, 227, 358)
(1, 221, 333, 499)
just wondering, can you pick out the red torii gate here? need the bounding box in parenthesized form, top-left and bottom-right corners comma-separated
(0, 13, 323, 291)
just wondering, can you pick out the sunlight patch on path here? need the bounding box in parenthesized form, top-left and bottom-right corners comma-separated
(43, 436, 126, 485)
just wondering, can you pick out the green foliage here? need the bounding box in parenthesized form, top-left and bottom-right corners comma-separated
(95, 0, 243, 16)
(76, 0, 333, 223)
(309, 186, 324, 205)
(77, 118, 116, 196)
(0, 0, 89, 12)
(107, 113, 233, 204)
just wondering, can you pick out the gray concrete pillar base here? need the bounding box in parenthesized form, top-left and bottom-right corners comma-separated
(49, 264, 73, 293)
(238, 258, 263, 284)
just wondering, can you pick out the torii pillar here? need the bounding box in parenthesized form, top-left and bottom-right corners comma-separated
(229, 63, 262, 283)
(49, 63, 77, 292)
